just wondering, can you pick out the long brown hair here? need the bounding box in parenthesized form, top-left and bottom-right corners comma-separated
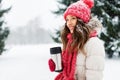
(61, 19, 90, 55)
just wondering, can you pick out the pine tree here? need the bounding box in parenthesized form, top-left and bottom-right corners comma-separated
(0, 0, 10, 55)
(92, 0, 120, 58)
(51, 29, 61, 43)
(52, 0, 120, 58)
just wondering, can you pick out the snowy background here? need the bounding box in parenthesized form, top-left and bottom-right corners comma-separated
(0, 44, 120, 80)
(0, 0, 120, 80)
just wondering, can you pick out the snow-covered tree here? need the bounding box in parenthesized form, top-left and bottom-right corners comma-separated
(0, 0, 10, 55)
(52, 0, 120, 58)
(92, 0, 120, 58)
(6, 16, 53, 44)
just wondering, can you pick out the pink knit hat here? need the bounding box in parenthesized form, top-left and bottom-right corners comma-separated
(64, 0, 94, 23)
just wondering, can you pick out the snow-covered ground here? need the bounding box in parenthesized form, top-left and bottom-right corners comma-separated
(0, 44, 120, 80)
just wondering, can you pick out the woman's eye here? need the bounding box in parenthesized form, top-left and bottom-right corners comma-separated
(66, 19, 68, 22)
(72, 17, 77, 20)
(72, 18, 76, 20)
(66, 17, 76, 22)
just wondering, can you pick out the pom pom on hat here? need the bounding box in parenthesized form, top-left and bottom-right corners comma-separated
(82, 0, 94, 8)
(64, 0, 94, 23)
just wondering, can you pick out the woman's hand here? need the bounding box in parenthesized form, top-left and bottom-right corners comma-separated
(48, 58, 56, 72)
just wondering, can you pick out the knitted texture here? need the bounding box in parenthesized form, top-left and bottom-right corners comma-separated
(48, 59, 56, 72)
(89, 30, 97, 38)
(54, 33, 97, 80)
(64, 0, 94, 23)
(55, 33, 77, 80)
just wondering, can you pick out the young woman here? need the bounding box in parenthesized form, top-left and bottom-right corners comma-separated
(48, 0, 105, 80)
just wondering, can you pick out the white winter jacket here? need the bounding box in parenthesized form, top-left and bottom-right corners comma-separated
(75, 37, 105, 80)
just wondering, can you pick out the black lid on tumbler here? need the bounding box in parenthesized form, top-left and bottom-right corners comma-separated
(50, 47, 61, 54)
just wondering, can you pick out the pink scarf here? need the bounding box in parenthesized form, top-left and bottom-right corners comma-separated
(55, 33, 77, 80)
(55, 31, 97, 80)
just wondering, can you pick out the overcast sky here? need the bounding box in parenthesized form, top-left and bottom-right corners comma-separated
(2, 0, 64, 31)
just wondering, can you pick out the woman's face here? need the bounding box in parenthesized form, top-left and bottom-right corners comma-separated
(66, 15, 77, 33)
